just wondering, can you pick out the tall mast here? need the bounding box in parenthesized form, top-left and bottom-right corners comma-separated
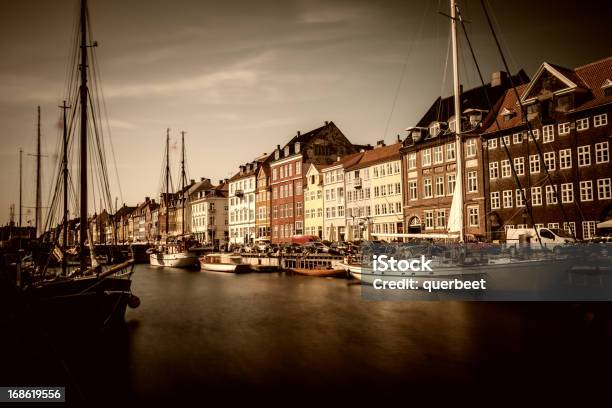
(60, 101, 70, 275)
(181, 131, 186, 237)
(35, 106, 42, 238)
(451, 0, 465, 242)
(79, 0, 89, 270)
(19, 148, 22, 228)
(165, 128, 170, 241)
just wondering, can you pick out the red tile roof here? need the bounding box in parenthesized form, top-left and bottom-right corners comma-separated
(320, 151, 364, 170)
(483, 56, 612, 134)
(345, 143, 402, 171)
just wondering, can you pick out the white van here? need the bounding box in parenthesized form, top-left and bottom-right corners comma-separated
(505, 227, 576, 250)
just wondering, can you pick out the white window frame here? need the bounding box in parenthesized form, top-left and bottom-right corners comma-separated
(467, 171, 478, 193)
(489, 162, 499, 179)
(595, 142, 609, 164)
(543, 125, 554, 143)
(580, 180, 593, 202)
(559, 149, 572, 169)
(491, 192, 500, 209)
(502, 190, 513, 208)
(529, 155, 540, 174)
(544, 152, 556, 171)
(594, 113, 608, 127)
(558, 122, 570, 135)
(531, 186, 542, 206)
(578, 145, 591, 167)
(576, 118, 589, 131)
(561, 183, 574, 203)
(514, 157, 525, 176)
(598, 178, 611, 200)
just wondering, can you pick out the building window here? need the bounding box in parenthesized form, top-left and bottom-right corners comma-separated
(435, 176, 444, 196)
(424, 178, 433, 198)
(558, 122, 570, 135)
(531, 186, 542, 206)
(582, 221, 596, 240)
(559, 149, 572, 169)
(543, 125, 554, 143)
(433, 146, 444, 164)
(561, 183, 574, 203)
(465, 139, 477, 157)
(337, 205, 344, 217)
(408, 153, 417, 169)
(489, 162, 499, 179)
(512, 133, 523, 144)
(502, 135, 510, 146)
(424, 211, 434, 230)
(447, 174, 456, 195)
(594, 113, 608, 127)
(546, 185, 558, 205)
(578, 145, 591, 167)
(501, 160, 511, 178)
(514, 157, 525, 176)
(408, 181, 417, 200)
(422, 149, 432, 166)
(436, 210, 446, 228)
(548, 222, 560, 229)
(529, 155, 540, 174)
(528, 129, 539, 141)
(296, 202, 303, 216)
(446, 143, 456, 161)
(564, 222, 576, 237)
(544, 152, 556, 171)
(491, 192, 500, 209)
(296, 162, 301, 175)
(580, 180, 593, 202)
(576, 118, 589, 131)
(502, 190, 513, 208)
(516, 189, 526, 207)
(488, 138, 498, 149)
(430, 123, 441, 137)
(467, 171, 478, 192)
(595, 142, 609, 164)
(468, 207, 479, 227)
(598, 178, 612, 199)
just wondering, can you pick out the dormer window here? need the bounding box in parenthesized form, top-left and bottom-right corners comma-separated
(429, 122, 441, 137)
(602, 79, 612, 97)
(500, 107, 515, 122)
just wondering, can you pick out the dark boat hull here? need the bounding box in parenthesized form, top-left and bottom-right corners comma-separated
(25, 276, 133, 332)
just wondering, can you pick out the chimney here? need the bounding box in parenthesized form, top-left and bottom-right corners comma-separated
(325, 121, 329, 126)
(145, 196, 150, 202)
(277, 144, 281, 150)
(396, 134, 401, 143)
(491, 71, 508, 87)
(297, 131, 301, 137)
(219, 179, 224, 185)
(375, 140, 385, 148)
(200, 177, 205, 181)
(190, 179, 195, 184)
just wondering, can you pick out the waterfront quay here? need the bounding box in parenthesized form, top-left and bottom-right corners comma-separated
(2, 264, 612, 404)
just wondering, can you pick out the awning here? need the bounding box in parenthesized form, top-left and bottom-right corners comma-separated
(597, 219, 612, 229)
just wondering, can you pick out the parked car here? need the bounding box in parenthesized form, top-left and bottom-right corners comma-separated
(254, 239, 271, 252)
(290, 234, 320, 245)
(303, 241, 338, 255)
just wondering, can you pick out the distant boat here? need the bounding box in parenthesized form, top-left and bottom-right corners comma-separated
(149, 129, 199, 268)
(200, 253, 251, 273)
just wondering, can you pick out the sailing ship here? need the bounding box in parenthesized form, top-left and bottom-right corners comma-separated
(18, 0, 138, 332)
(149, 130, 199, 268)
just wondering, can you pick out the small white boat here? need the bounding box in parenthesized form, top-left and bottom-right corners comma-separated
(199, 253, 251, 273)
(149, 244, 199, 268)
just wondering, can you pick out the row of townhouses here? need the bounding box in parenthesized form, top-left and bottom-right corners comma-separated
(54, 56, 612, 245)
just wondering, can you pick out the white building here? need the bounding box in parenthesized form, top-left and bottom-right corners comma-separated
(321, 153, 362, 241)
(228, 162, 259, 245)
(191, 179, 229, 247)
(345, 141, 404, 240)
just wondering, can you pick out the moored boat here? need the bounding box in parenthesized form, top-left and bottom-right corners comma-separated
(149, 243, 199, 268)
(199, 253, 251, 273)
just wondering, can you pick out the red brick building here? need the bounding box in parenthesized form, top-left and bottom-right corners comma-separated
(481, 57, 612, 240)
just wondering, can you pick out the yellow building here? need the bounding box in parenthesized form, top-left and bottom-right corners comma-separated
(304, 163, 324, 238)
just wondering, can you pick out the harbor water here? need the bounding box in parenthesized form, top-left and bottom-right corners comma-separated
(4, 264, 612, 403)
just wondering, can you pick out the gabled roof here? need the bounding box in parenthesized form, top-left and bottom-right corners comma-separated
(345, 143, 402, 171)
(414, 70, 529, 128)
(484, 56, 612, 134)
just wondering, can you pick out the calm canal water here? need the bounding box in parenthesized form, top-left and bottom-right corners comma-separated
(6, 264, 612, 403)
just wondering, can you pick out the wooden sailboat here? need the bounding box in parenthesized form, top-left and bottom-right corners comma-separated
(21, 0, 137, 332)
(149, 130, 199, 268)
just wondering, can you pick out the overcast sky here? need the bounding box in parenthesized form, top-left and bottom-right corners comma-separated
(1, 0, 611, 225)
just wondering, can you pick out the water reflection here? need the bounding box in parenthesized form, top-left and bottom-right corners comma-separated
(4, 264, 612, 403)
